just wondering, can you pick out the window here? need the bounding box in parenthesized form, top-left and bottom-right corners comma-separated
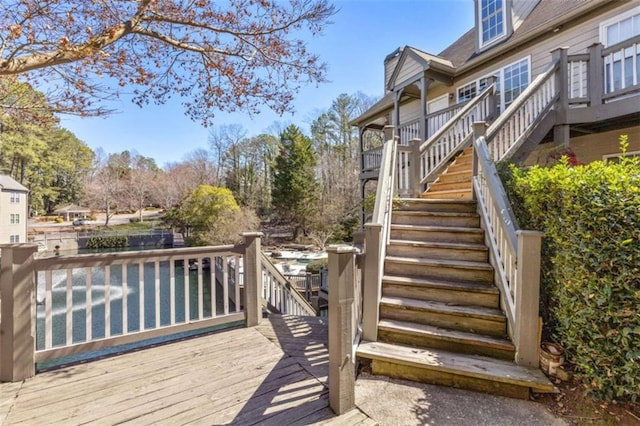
(10, 192, 20, 203)
(9, 235, 20, 243)
(10, 213, 20, 224)
(603, 150, 640, 162)
(601, 7, 640, 93)
(479, 0, 506, 47)
(456, 57, 530, 112)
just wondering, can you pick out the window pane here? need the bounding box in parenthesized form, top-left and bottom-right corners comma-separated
(624, 56, 633, 88)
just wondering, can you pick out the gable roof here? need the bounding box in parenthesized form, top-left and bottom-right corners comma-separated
(0, 175, 28, 192)
(386, 46, 455, 90)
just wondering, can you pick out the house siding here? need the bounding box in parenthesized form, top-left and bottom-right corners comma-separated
(399, 100, 421, 124)
(524, 125, 640, 166)
(512, 0, 540, 31)
(385, 51, 402, 92)
(395, 56, 423, 88)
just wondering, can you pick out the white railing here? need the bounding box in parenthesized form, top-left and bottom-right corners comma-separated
(426, 103, 465, 136)
(486, 60, 559, 161)
(261, 253, 317, 316)
(398, 119, 420, 146)
(415, 83, 496, 191)
(32, 245, 246, 363)
(362, 127, 397, 341)
(472, 131, 542, 366)
(568, 53, 589, 103)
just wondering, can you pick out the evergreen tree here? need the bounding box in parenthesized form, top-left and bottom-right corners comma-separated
(271, 125, 319, 239)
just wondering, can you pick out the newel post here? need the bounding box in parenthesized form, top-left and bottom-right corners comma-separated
(242, 232, 263, 327)
(514, 230, 544, 367)
(327, 245, 356, 415)
(588, 43, 604, 106)
(410, 137, 422, 197)
(471, 122, 488, 201)
(0, 244, 38, 382)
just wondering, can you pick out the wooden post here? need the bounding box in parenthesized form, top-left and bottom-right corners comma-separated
(0, 244, 38, 382)
(361, 223, 382, 342)
(410, 138, 422, 197)
(242, 232, 263, 327)
(471, 122, 488, 202)
(551, 47, 570, 147)
(514, 230, 543, 367)
(588, 43, 604, 106)
(327, 245, 356, 415)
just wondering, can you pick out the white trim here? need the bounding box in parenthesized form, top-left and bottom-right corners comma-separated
(599, 5, 640, 47)
(478, 0, 508, 49)
(603, 150, 640, 161)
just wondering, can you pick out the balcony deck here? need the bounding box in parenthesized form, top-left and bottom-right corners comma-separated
(0, 315, 372, 425)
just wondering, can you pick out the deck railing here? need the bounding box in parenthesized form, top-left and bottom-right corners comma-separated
(426, 103, 465, 136)
(261, 253, 317, 316)
(485, 59, 559, 161)
(471, 124, 542, 367)
(398, 119, 420, 146)
(412, 82, 496, 193)
(0, 232, 315, 382)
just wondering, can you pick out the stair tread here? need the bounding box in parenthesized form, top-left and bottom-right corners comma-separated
(390, 224, 483, 233)
(357, 341, 554, 392)
(396, 198, 476, 205)
(378, 319, 515, 351)
(382, 275, 498, 294)
(392, 211, 478, 218)
(385, 255, 493, 271)
(380, 296, 504, 320)
(423, 188, 472, 196)
(388, 239, 487, 251)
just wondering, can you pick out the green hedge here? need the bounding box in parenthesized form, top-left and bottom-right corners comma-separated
(86, 236, 128, 249)
(502, 140, 640, 402)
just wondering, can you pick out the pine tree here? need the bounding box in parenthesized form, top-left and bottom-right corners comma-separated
(271, 125, 319, 239)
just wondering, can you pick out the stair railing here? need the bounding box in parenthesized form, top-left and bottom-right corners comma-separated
(361, 126, 397, 342)
(471, 123, 543, 367)
(412, 82, 497, 193)
(485, 57, 560, 161)
(261, 253, 317, 316)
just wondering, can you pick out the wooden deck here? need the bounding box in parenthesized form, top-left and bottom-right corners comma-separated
(0, 315, 374, 425)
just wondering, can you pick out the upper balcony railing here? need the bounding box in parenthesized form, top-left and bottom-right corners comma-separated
(568, 36, 640, 107)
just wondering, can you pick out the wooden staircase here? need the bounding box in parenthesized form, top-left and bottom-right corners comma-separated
(421, 147, 474, 199)
(357, 196, 554, 399)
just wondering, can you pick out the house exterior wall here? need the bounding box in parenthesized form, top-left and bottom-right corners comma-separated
(0, 189, 29, 244)
(452, 2, 637, 94)
(387, 3, 638, 124)
(523, 125, 640, 166)
(512, 0, 540, 29)
(384, 50, 402, 92)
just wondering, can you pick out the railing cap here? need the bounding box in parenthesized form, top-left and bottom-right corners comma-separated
(240, 232, 264, 237)
(326, 244, 356, 254)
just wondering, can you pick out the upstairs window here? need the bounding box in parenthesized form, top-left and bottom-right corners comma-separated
(10, 213, 20, 224)
(480, 0, 506, 47)
(10, 192, 20, 203)
(601, 7, 640, 93)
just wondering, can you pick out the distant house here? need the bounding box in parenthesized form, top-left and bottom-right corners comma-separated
(0, 175, 29, 244)
(54, 204, 92, 221)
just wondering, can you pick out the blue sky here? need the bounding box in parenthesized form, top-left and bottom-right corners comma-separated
(60, 0, 474, 167)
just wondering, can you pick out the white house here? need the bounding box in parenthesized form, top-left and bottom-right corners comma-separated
(0, 175, 29, 244)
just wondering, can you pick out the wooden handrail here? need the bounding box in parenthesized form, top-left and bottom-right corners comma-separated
(472, 132, 543, 367)
(486, 60, 559, 144)
(261, 253, 317, 316)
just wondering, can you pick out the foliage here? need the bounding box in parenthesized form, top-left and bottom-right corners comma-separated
(0, 0, 335, 122)
(86, 236, 128, 249)
(503, 139, 640, 402)
(306, 258, 327, 274)
(271, 125, 319, 238)
(164, 185, 256, 245)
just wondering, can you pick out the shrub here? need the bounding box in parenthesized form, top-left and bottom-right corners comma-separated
(86, 236, 128, 249)
(306, 258, 327, 274)
(54, 217, 63, 223)
(503, 139, 640, 402)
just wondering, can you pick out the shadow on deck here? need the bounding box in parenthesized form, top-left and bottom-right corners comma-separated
(0, 315, 371, 425)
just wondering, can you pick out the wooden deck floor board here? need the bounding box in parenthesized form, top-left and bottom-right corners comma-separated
(1, 315, 371, 425)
